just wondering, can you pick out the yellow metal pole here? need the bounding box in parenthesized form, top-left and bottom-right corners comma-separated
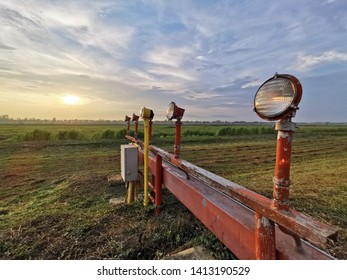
(126, 181, 134, 204)
(143, 118, 150, 207)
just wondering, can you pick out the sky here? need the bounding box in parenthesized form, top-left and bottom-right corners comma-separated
(1, 0, 347, 122)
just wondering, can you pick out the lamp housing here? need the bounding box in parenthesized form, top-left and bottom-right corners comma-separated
(166, 102, 185, 120)
(254, 74, 302, 121)
(140, 107, 154, 120)
(131, 113, 139, 122)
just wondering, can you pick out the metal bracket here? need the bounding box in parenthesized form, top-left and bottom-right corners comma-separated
(273, 176, 291, 187)
(275, 120, 296, 131)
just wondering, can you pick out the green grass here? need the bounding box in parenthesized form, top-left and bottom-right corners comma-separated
(0, 123, 278, 143)
(0, 123, 346, 259)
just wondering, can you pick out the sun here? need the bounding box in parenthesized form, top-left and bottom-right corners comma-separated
(63, 95, 81, 105)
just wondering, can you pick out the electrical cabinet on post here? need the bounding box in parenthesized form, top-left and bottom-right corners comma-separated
(121, 144, 138, 182)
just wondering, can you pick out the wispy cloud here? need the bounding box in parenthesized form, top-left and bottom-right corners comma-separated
(294, 51, 347, 71)
(0, 42, 16, 51)
(183, 91, 222, 101)
(144, 46, 192, 68)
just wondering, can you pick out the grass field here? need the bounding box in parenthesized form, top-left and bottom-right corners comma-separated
(0, 123, 346, 259)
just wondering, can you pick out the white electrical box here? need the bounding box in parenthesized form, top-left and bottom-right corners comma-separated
(121, 144, 138, 182)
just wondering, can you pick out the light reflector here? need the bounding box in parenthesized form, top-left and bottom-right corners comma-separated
(131, 113, 139, 122)
(254, 74, 302, 120)
(166, 102, 185, 120)
(140, 107, 154, 119)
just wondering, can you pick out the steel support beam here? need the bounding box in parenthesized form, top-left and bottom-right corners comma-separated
(127, 135, 337, 250)
(162, 154, 333, 259)
(128, 136, 337, 259)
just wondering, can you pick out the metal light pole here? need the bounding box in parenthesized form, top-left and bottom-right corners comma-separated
(273, 119, 296, 210)
(132, 113, 139, 139)
(140, 107, 154, 207)
(124, 115, 131, 135)
(166, 102, 185, 158)
(253, 73, 302, 259)
(174, 119, 182, 158)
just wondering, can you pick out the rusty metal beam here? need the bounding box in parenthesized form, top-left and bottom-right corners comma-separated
(147, 150, 333, 260)
(126, 135, 338, 251)
(135, 145, 334, 259)
(155, 154, 163, 215)
(255, 213, 276, 260)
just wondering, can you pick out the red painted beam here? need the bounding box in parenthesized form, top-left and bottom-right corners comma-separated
(127, 135, 338, 250)
(255, 213, 276, 260)
(160, 158, 332, 260)
(155, 154, 163, 215)
(127, 136, 336, 259)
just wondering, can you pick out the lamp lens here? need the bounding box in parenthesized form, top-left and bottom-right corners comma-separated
(255, 78, 295, 118)
(140, 107, 145, 118)
(166, 102, 175, 120)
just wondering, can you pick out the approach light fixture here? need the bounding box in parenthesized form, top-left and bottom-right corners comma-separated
(254, 73, 302, 121)
(124, 115, 131, 122)
(131, 113, 139, 122)
(166, 102, 185, 120)
(140, 107, 154, 120)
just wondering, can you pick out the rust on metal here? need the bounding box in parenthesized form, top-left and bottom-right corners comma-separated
(273, 126, 293, 210)
(126, 121, 130, 135)
(134, 121, 138, 139)
(174, 120, 182, 158)
(155, 153, 163, 215)
(255, 213, 276, 260)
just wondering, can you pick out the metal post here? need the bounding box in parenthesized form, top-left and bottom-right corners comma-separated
(126, 181, 135, 204)
(174, 119, 182, 158)
(149, 119, 153, 144)
(255, 213, 276, 259)
(126, 121, 130, 136)
(155, 154, 163, 215)
(143, 118, 150, 207)
(134, 121, 138, 139)
(272, 119, 296, 211)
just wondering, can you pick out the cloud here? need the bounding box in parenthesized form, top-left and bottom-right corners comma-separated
(0, 42, 16, 50)
(147, 66, 196, 82)
(322, 0, 336, 4)
(0, 1, 133, 78)
(144, 46, 192, 68)
(241, 80, 262, 89)
(294, 51, 347, 71)
(183, 91, 222, 101)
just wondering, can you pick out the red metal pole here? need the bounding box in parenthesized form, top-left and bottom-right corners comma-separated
(272, 119, 296, 211)
(255, 213, 276, 259)
(126, 121, 130, 135)
(155, 154, 163, 215)
(174, 119, 182, 158)
(135, 121, 138, 139)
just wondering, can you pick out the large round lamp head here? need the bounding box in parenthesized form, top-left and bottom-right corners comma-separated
(131, 113, 139, 122)
(254, 74, 302, 121)
(166, 102, 185, 120)
(140, 107, 154, 120)
(124, 115, 131, 122)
